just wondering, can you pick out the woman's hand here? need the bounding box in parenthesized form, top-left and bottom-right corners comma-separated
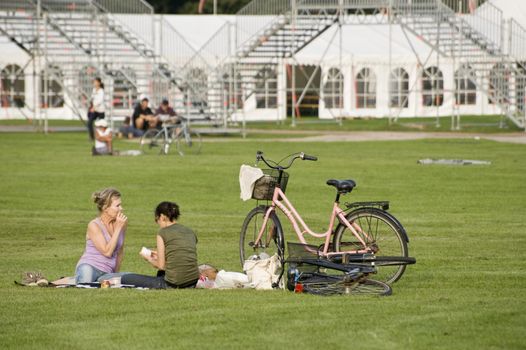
(114, 212, 128, 231)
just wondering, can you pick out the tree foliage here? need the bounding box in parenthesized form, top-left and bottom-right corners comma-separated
(145, 0, 251, 14)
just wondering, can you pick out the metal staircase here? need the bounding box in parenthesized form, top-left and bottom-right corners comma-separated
(0, 0, 211, 124)
(233, 0, 340, 121)
(2, 0, 525, 130)
(391, 0, 526, 128)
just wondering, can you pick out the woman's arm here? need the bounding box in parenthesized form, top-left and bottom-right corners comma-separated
(144, 235, 165, 270)
(115, 246, 124, 272)
(87, 213, 127, 258)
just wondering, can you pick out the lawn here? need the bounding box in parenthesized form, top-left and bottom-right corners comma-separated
(1, 114, 522, 134)
(0, 132, 524, 349)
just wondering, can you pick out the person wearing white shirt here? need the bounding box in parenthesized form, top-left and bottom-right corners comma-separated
(93, 119, 112, 155)
(87, 77, 106, 140)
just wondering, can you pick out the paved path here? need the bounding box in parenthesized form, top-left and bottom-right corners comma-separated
(0, 125, 85, 133)
(274, 131, 526, 144)
(230, 130, 526, 144)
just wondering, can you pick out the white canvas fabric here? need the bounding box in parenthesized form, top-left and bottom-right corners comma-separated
(243, 254, 282, 290)
(239, 165, 264, 201)
(214, 270, 252, 289)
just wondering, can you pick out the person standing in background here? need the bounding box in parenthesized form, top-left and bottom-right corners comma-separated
(87, 77, 105, 140)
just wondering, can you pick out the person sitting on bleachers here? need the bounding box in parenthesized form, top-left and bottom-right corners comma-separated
(132, 97, 159, 131)
(155, 98, 180, 125)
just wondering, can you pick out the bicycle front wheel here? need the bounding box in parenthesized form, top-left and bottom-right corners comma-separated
(333, 208, 408, 284)
(176, 130, 202, 156)
(300, 274, 391, 296)
(240, 206, 284, 267)
(140, 129, 168, 155)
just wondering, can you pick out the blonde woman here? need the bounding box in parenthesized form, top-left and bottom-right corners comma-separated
(75, 188, 128, 284)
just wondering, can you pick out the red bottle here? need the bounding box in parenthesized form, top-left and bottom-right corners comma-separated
(294, 283, 303, 293)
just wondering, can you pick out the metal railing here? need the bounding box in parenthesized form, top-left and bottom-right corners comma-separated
(455, 0, 503, 54)
(236, 0, 290, 51)
(159, 19, 198, 69)
(92, 0, 155, 50)
(193, 22, 232, 68)
(509, 18, 526, 61)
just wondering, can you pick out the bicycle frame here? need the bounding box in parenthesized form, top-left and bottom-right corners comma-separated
(255, 186, 373, 257)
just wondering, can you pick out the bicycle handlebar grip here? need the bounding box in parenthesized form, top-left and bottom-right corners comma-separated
(302, 153, 318, 161)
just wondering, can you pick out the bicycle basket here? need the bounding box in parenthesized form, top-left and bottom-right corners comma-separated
(252, 169, 289, 201)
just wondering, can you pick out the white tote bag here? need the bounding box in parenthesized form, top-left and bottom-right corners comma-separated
(243, 254, 282, 290)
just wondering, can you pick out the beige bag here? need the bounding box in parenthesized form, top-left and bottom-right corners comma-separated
(243, 254, 282, 290)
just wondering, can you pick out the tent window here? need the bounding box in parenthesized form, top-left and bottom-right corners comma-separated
(488, 63, 509, 105)
(356, 68, 376, 108)
(455, 65, 476, 105)
(78, 66, 99, 109)
(256, 67, 277, 109)
(323, 68, 343, 109)
(389, 68, 409, 108)
(40, 65, 64, 108)
(0, 64, 25, 108)
(422, 66, 443, 106)
(113, 68, 137, 109)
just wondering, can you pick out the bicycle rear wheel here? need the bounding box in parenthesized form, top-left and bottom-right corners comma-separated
(240, 206, 284, 267)
(299, 274, 391, 296)
(140, 129, 168, 155)
(333, 208, 408, 284)
(176, 130, 202, 156)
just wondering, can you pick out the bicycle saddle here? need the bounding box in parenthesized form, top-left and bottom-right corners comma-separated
(326, 179, 356, 193)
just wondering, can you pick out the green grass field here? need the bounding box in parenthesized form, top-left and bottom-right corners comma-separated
(1, 114, 522, 133)
(0, 131, 524, 349)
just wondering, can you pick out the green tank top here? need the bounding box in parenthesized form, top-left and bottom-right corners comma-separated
(158, 223, 199, 286)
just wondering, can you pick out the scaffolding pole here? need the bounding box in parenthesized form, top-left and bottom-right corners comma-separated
(291, 0, 297, 127)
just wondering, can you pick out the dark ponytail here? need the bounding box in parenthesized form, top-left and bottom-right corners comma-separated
(94, 77, 104, 89)
(155, 201, 180, 222)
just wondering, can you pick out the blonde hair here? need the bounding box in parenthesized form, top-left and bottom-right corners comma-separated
(92, 188, 121, 212)
(198, 264, 218, 274)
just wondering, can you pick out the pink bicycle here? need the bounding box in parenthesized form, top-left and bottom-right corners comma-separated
(240, 151, 415, 285)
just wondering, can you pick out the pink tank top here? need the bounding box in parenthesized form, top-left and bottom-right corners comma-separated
(76, 218, 125, 273)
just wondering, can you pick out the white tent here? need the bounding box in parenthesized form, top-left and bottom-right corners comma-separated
(1, 0, 526, 122)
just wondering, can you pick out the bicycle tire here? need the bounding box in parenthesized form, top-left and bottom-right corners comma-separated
(140, 129, 168, 155)
(176, 130, 202, 156)
(333, 208, 408, 284)
(299, 274, 391, 296)
(240, 206, 284, 267)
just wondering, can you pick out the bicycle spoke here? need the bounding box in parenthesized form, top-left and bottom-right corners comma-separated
(240, 207, 284, 266)
(335, 209, 408, 284)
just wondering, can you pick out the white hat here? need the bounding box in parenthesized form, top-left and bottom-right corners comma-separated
(94, 119, 108, 127)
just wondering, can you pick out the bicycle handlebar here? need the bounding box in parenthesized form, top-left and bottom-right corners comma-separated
(302, 153, 318, 161)
(256, 151, 317, 170)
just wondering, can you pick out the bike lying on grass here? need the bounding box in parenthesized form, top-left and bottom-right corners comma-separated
(240, 151, 416, 295)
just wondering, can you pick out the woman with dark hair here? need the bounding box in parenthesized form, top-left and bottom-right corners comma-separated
(121, 201, 199, 289)
(87, 77, 106, 140)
